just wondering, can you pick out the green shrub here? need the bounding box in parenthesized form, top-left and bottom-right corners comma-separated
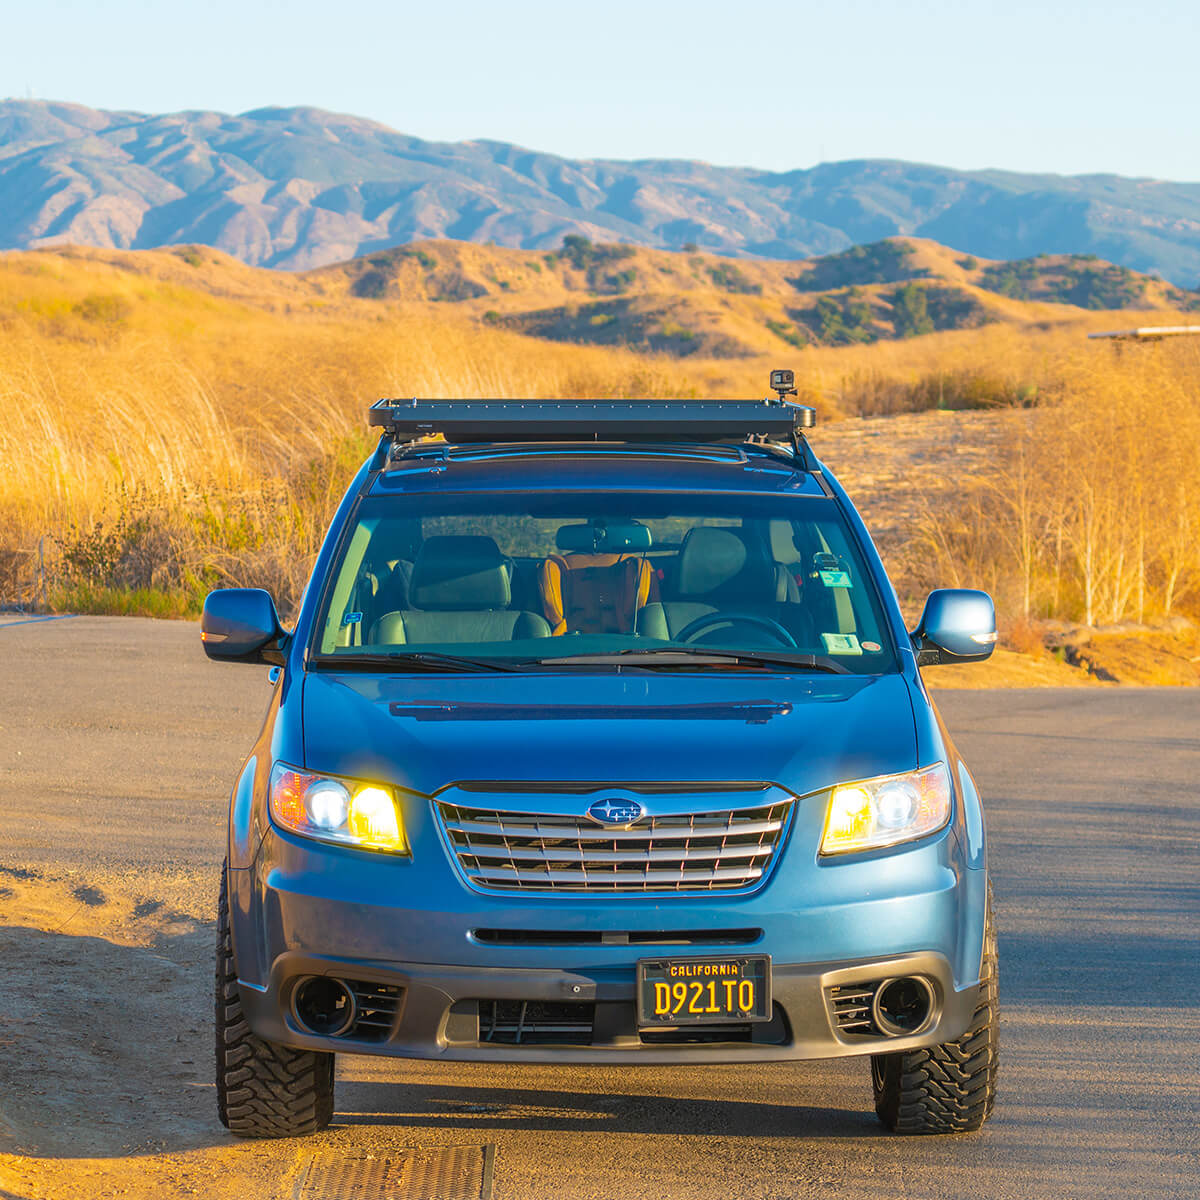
(766, 318, 809, 348)
(73, 294, 133, 324)
(891, 283, 934, 338)
(790, 241, 927, 293)
(706, 262, 762, 295)
(351, 269, 389, 299)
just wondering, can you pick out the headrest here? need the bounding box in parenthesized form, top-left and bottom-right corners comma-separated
(676, 527, 775, 598)
(556, 522, 652, 554)
(409, 536, 510, 610)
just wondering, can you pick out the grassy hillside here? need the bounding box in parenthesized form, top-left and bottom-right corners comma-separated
(315, 235, 1197, 356)
(1, 237, 1198, 634)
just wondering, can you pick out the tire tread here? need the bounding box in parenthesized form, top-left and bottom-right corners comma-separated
(215, 863, 334, 1138)
(872, 884, 998, 1134)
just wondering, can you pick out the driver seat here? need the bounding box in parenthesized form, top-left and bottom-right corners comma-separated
(638, 527, 796, 642)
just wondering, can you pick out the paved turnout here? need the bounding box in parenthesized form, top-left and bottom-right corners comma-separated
(0, 616, 1196, 1199)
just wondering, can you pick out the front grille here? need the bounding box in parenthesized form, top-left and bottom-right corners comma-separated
(828, 983, 881, 1037)
(479, 1000, 595, 1044)
(436, 798, 792, 893)
(346, 980, 404, 1041)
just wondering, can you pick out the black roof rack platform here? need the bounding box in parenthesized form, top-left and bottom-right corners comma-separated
(368, 397, 816, 444)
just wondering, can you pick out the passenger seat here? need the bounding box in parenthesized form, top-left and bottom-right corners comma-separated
(370, 536, 550, 644)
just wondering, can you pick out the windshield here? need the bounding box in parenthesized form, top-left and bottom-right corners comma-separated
(312, 493, 897, 672)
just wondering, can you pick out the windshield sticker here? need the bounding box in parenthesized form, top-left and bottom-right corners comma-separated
(861, 640, 882, 652)
(821, 632, 863, 655)
(818, 569, 852, 588)
(342, 611, 363, 626)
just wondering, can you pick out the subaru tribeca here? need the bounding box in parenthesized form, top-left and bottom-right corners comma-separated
(202, 384, 998, 1139)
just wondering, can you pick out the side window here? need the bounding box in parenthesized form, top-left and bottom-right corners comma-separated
(318, 520, 376, 652)
(792, 519, 887, 656)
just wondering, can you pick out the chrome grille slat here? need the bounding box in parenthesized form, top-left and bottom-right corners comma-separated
(436, 795, 792, 894)
(465, 864, 766, 886)
(444, 817, 785, 840)
(463, 843, 772, 865)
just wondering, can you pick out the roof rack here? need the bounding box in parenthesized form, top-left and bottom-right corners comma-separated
(368, 396, 815, 444)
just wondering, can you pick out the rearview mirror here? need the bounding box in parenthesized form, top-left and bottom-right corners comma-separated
(201, 588, 286, 665)
(556, 521, 652, 554)
(911, 589, 997, 666)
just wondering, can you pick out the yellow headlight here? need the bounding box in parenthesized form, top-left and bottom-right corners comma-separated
(821, 763, 951, 855)
(825, 786, 873, 845)
(349, 785, 408, 852)
(269, 763, 410, 856)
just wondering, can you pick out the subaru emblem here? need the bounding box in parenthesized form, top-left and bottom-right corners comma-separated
(586, 797, 645, 827)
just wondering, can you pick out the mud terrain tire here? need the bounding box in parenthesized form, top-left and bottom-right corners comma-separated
(215, 862, 334, 1138)
(871, 886, 998, 1134)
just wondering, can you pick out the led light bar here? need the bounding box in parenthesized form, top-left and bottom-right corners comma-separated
(368, 397, 816, 444)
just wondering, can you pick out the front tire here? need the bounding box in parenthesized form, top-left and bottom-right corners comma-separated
(871, 885, 998, 1134)
(215, 861, 334, 1138)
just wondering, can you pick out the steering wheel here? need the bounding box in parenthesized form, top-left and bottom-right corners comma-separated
(675, 611, 798, 648)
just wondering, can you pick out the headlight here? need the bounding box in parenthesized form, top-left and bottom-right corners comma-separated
(820, 763, 951, 855)
(269, 763, 409, 855)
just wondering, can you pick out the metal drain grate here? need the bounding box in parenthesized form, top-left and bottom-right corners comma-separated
(299, 1146, 495, 1200)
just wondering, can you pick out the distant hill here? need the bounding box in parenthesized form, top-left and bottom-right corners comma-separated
(13, 233, 1175, 362)
(4, 100, 1200, 284)
(307, 235, 1197, 356)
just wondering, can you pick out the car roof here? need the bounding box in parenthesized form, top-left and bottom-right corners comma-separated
(367, 442, 831, 499)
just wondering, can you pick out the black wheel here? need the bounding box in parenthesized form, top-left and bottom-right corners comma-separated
(215, 860, 334, 1138)
(871, 885, 998, 1134)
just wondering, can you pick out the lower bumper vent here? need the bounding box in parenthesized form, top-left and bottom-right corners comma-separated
(346, 980, 404, 1041)
(639, 1003, 789, 1046)
(479, 999, 595, 1045)
(472, 927, 761, 947)
(829, 983, 882, 1036)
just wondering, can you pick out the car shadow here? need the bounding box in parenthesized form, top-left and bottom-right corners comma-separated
(333, 1078, 880, 1139)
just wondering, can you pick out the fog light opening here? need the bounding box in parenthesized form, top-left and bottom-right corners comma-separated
(292, 976, 356, 1037)
(872, 975, 935, 1037)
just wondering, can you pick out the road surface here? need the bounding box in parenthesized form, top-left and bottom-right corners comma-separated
(0, 616, 1196, 1198)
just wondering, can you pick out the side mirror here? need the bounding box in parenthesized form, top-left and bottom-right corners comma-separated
(911, 589, 997, 666)
(201, 588, 286, 665)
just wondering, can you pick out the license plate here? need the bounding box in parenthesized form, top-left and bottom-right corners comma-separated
(636, 955, 772, 1025)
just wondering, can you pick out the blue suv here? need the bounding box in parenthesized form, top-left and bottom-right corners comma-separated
(203, 383, 998, 1139)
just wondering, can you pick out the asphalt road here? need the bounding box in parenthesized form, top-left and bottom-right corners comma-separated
(0, 615, 1197, 1199)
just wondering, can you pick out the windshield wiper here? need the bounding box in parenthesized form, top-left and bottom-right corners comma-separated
(311, 651, 527, 673)
(539, 648, 852, 674)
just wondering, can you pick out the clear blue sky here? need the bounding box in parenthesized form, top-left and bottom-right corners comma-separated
(3, 0, 1197, 180)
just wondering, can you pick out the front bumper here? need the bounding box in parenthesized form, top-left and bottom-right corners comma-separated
(227, 812, 988, 1063)
(236, 946, 980, 1064)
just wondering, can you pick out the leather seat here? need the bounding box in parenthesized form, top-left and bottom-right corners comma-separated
(370, 536, 550, 644)
(638, 527, 798, 642)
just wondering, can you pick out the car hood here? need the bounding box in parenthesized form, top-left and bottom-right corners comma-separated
(301, 670, 918, 799)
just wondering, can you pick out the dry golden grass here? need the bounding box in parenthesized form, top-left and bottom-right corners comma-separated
(2, 242, 1198, 625)
(0, 248, 772, 609)
(902, 337, 1200, 626)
